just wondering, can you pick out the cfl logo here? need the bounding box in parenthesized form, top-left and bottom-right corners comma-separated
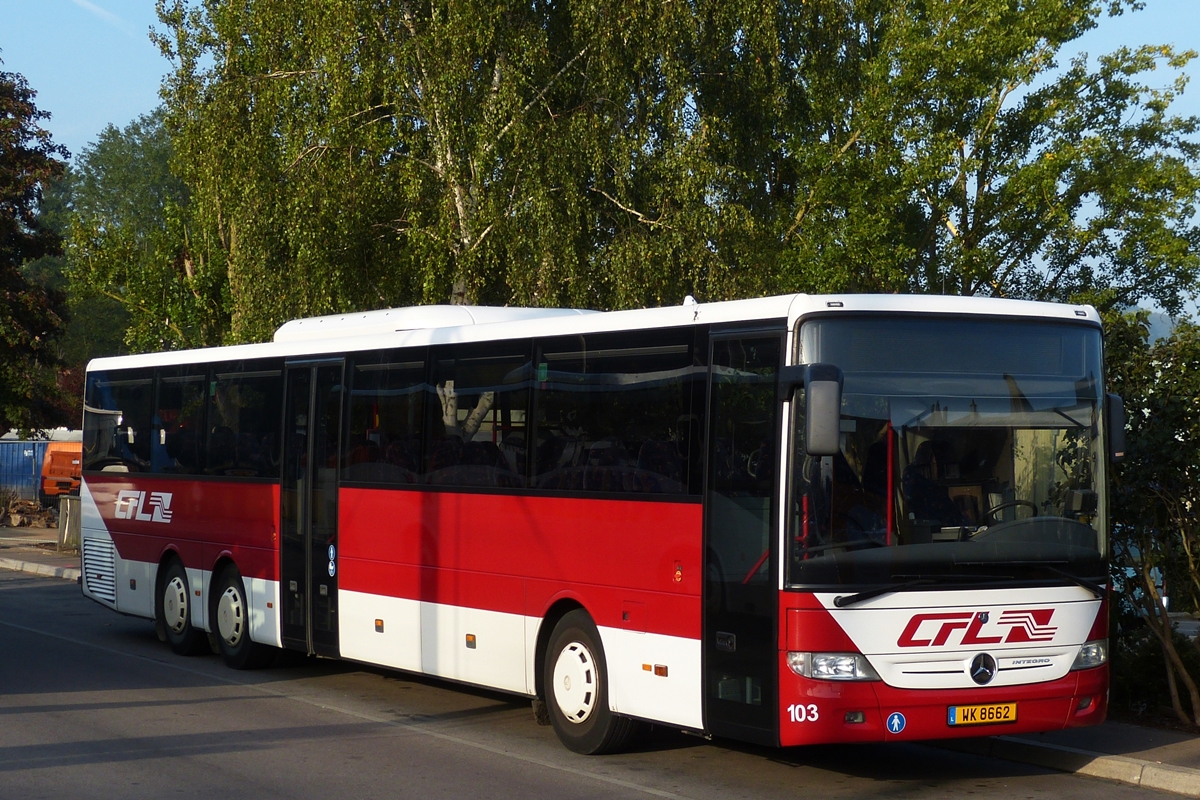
(114, 490, 174, 524)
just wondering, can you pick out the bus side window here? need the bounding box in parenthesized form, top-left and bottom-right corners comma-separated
(205, 361, 283, 478)
(83, 369, 154, 472)
(343, 351, 426, 485)
(533, 329, 699, 496)
(154, 368, 207, 475)
(426, 343, 531, 488)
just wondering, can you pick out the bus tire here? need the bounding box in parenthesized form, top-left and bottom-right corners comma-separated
(212, 566, 275, 670)
(544, 609, 641, 755)
(157, 560, 207, 656)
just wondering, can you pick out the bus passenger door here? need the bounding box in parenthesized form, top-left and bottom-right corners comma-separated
(703, 334, 782, 745)
(281, 361, 344, 658)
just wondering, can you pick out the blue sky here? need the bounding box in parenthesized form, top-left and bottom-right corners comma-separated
(0, 0, 1197, 159)
(0, 0, 166, 158)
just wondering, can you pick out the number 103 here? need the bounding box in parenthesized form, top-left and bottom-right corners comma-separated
(787, 703, 819, 722)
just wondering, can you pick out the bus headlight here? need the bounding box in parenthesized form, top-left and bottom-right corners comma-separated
(787, 652, 880, 681)
(1071, 639, 1108, 670)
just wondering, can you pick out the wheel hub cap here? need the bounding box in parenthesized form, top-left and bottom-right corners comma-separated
(552, 642, 597, 724)
(164, 576, 189, 634)
(216, 585, 244, 645)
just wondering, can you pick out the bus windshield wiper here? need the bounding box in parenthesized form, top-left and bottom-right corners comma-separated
(832, 573, 1015, 608)
(833, 579, 933, 608)
(1036, 565, 1105, 599)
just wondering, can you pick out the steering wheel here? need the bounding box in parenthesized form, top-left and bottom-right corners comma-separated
(985, 499, 1038, 523)
(746, 448, 763, 479)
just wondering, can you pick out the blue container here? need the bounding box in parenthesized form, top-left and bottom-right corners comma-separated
(0, 440, 50, 501)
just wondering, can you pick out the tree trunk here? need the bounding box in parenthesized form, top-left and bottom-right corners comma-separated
(1141, 566, 1200, 726)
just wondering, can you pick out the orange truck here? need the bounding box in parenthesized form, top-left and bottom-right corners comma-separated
(40, 441, 82, 505)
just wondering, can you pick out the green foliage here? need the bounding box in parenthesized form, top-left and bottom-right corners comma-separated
(1105, 307, 1200, 726)
(1111, 625, 1200, 721)
(0, 70, 69, 431)
(66, 108, 218, 351)
(134, 0, 1200, 344)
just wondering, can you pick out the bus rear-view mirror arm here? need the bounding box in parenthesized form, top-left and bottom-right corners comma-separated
(1107, 393, 1125, 464)
(780, 363, 844, 457)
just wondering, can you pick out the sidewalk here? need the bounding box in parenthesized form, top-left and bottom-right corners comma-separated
(0, 525, 80, 580)
(1, 528, 1198, 795)
(935, 721, 1200, 797)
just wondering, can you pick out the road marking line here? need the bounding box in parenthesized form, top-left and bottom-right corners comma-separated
(0, 618, 691, 799)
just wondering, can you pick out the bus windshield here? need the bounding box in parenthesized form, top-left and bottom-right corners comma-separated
(786, 315, 1107, 589)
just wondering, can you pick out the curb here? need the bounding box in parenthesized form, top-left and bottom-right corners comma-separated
(932, 735, 1200, 797)
(2, 550, 1198, 796)
(0, 556, 80, 582)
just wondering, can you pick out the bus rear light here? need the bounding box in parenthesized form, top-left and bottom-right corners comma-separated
(1071, 639, 1108, 670)
(787, 652, 880, 681)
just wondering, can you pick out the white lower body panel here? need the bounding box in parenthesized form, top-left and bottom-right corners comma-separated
(598, 626, 704, 730)
(246, 576, 282, 648)
(339, 589, 703, 729)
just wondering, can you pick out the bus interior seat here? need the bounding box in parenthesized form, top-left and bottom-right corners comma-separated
(902, 441, 967, 527)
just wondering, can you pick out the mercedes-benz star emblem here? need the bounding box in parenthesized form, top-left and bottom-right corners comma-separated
(970, 653, 998, 685)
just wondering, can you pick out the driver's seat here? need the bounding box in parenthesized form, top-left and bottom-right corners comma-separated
(902, 442, 967, 527)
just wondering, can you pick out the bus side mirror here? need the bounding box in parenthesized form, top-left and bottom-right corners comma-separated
(805, 364, 844, 457)
(1107, 393, 1126, 464)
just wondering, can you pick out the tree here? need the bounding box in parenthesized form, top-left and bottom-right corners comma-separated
(0, 68, 68, 432)
(1106, 308, 1200, 727)
(66, 107, 214, 351)
(140, 0, 1199, 347)
(152, 0, 714, 341)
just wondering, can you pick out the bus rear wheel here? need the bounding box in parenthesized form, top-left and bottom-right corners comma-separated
(157, 560, 207, 656)
(212, 566, 275, 670)
(543, 610, 641, 755)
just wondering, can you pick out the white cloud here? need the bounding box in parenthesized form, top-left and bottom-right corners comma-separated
(68, 0, 135, 36)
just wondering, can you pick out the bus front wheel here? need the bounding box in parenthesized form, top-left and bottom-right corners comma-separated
(543, 610, 641, 755)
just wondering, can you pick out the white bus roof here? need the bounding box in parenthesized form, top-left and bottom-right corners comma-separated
(86, 293, 1100, 372)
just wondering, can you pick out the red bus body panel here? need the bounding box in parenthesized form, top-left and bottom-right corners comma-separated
(338, 487, 702, 635)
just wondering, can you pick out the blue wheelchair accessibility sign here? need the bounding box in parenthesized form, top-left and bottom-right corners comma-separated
(886, 712, 906, 734)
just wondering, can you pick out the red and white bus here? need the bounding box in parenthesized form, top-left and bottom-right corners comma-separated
(80, 293, 1119, 753)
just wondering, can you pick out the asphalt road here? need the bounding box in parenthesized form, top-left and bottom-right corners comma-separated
(0, 570, 1177, 800)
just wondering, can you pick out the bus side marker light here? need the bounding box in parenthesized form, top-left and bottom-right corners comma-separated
(654, 665, 668, 677)
(375, 619, 384, 633)
(266, 602, 273, 609)
(642, 664, 652, 671)
(195, 590, 201, 597)
(466, 633, 477, 649)
(844, 711, 865, 724)
(129, 579, 136, 590)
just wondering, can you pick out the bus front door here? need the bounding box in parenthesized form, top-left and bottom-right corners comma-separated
(703, 333, 782, 745)
(280, 361, 345, 657)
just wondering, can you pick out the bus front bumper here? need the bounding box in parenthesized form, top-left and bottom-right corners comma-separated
(777, 655, 1107, 746)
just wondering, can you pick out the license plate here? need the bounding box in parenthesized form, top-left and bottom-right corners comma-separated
(947, 702, 1017, 726)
